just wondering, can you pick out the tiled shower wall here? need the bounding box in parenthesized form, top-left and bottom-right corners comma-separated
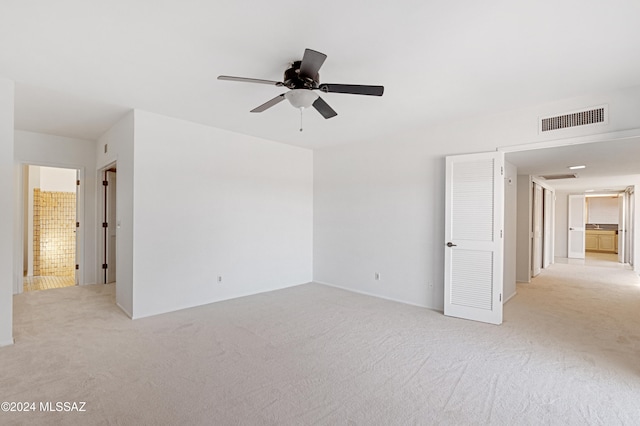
(33, 188, 76, 277)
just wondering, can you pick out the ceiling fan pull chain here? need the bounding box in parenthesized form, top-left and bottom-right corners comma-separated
(300, 108, 304, 132)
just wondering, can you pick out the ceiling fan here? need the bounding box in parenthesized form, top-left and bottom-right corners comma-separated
(218, 48, 384, 130)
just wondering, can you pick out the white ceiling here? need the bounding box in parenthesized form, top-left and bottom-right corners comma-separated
(506, 137, 640, 192)
(2, 0, 640, 149)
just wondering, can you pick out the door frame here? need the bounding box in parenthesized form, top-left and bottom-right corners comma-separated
(531, 178, 555, 273)
(628, 187, 635, 267)
(97, 162, 117, 284)
(531, 182, 543, 276)
(498, 128, 640, 273)
(567, 194, 586, 259)
(14, 161, 86, 294)
(543, 187, 555, 268)
(618, 193, 626, 263)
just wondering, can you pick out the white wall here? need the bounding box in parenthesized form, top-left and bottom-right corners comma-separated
(26, 165, 39, 276)
(314, 85, 640, 309)
(515, 176, 532, 283)
(586, 196, 619, 224)
(504, 162, 517, 302)
(39, 166, 77, 192)
(554, 192, 569, 258)
(0, 77, 14, 346)
(131, 110, 313, 318)
(14, 131, 98, 286)
(97, 111, 134, 316)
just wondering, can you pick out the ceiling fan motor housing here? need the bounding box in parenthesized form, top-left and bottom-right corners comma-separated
(218, 48, 383, 120)
(284, 61, 319, 90)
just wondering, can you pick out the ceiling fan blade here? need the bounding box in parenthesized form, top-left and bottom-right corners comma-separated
(318, 83, 384, 96)
(299, 49, 327, 79)
(218, 75, 283, 86)
(312, 96, 338, 119)
(250, 94, 286, 113)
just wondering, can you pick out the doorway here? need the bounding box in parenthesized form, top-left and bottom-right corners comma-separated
(583, 192, 632, 266)
(22, 165, 78, 292)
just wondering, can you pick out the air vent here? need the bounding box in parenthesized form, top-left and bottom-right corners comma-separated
(539, 105, 608, 133)
(539, 173, 577, 180)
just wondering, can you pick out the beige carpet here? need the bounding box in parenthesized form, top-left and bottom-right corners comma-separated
(2, 259, 640, 425)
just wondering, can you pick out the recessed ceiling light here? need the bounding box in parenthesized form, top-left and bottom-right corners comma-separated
(585, 189, 595, 192)
(569, 165, 586, 170)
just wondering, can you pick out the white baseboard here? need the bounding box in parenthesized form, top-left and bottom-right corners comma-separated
(313, 280, 435, 311)
(504, 291, 517, 304)
(116, 303, 133, 319)
(0, 338, 15, 347)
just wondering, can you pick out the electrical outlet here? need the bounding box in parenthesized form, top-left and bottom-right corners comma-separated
(428, 282, 433, 288)
(217, 276, 223, 283)
(374, 272, 381, 281)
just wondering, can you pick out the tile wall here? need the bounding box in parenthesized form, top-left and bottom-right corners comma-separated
(33, 188, 76, 277)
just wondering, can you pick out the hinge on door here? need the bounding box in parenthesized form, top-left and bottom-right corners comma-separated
(103, 180, 108, 186)
(500, 230, 503, 238)
(75, 264, 79, 270)
(102, 222, 108, 228)
(102, 264, 108, 269)
(76, 179, 80, 186)
(501, 166, 504, 176)
(500, 293, 502, 302)
(76, 222, 80, 228)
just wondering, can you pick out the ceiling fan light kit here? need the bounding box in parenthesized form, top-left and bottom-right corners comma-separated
(218, 48, 384, 131)
(284, 89, 318, 109)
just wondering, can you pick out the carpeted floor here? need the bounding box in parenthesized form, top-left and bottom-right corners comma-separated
(2, 258, 640, 425)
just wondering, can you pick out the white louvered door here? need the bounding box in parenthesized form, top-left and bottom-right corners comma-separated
(444, 151, 504, 325)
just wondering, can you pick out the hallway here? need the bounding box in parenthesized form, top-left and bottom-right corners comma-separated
(555, 252, 630, 268)
(509, 255, 640, 377)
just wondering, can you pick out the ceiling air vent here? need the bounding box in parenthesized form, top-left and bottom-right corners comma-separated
(539, 105, 608, 133)
(539, 173, 577, 180)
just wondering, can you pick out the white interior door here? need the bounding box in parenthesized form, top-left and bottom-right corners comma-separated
(444, 151, 504, 325)
(532, 183, 543, 276)
(618, 194, 626, 263)
(543, 188, 554, 268)
(568, 194, 586, 259)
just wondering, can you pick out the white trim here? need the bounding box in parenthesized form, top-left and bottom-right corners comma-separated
(15, 162, 86, 293)
(497, 128, 640, 154)
(531, 176, 555, 192)
(0, 338, 15, 347)
(97, 161, 117, 285)
(504, 291, 517, 304)
(14, 166, 24, 295)
(116, 302, 133, 319)
(313, 281, 434, 311)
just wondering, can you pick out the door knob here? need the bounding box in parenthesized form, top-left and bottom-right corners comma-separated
(446, 242, 457, 247)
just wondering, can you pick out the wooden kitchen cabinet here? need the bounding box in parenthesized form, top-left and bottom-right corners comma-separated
(585, 230, 617, 253)
(585, 234, 598, 251)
